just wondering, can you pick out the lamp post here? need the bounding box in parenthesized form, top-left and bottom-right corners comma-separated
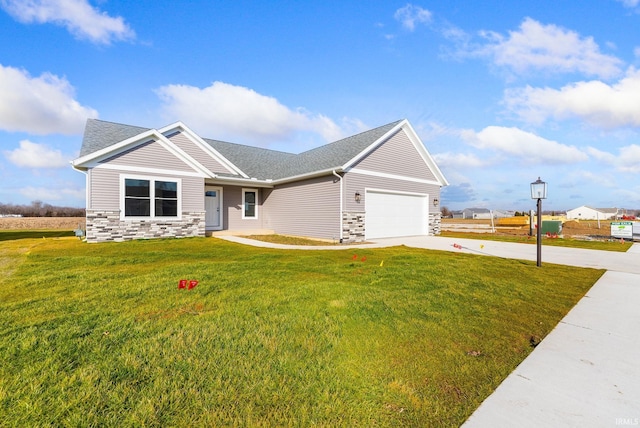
(530, 177, 547, 267)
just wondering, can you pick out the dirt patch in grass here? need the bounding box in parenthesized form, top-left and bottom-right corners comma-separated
(0, 217, 85, 230)
(442, 218, 620, 239)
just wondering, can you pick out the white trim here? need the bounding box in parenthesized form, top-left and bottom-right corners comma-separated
(342, 125, 401, 170)
(341, 120, 449, 187)
(95, 162, 207, 178)
(332, 170, 343, 240)
(72, 129, 213, 178)
(72, 129, 158, 166)
(400, 120, 449, 186)
(346, 167, 442, 186)
(241, 188, 259, 220)
(207, 175, 274, 188)
(162, 123, 249, 178)
(365, 187, 428, 198)
(84, 169, 90, 210)
(119, 174, 183, 221)
(270, 167, 342, 186)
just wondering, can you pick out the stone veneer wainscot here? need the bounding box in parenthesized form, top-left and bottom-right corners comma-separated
(342, 212, 366, 243)
(85, 210, 205, 243)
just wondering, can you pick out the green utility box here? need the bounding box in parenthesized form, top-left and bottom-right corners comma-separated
(541, 220, 563, 234)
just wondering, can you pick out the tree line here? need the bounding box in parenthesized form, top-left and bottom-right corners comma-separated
(0, 201, 85, 217)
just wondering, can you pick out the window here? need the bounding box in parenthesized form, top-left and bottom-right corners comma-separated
(125, 179, 150, 216)
(242, 189, 258, 219)
(122, 176, 180, 219)
(155, 180, 178, 216)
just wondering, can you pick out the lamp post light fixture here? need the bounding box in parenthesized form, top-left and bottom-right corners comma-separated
(530, 177, 547, 267)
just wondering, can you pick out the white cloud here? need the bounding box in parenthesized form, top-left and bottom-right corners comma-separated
(476, 18, 623, 78)
(617, 0, 640, 7)
(0, 0, 134, 44)
(4, 140, 68, 168)
(18, 186, 60, 201)
(8, 185, 83, 203)
(462, 126, 588, 164)
(155, 81, 349, 145)
(562, 169, 617, 189)
(394, 4, 432, 31)
(432, 152, 488, 169)
(0, 64, 98, 135)
(588, 144, 640, 173)
(504, 68, 640, 127)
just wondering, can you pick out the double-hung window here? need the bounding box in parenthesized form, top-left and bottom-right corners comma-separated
(242, 189, 258, 219)
(123, 176, 180, 218)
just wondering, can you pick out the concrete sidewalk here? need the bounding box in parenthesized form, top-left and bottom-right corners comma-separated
(218, 235, 640, 426)
(463, 269, 640, 427)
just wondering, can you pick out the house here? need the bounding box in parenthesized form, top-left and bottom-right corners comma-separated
(452, 208, 492, 220)
(492, 210, 515, 219)
(566, 206, 619, 220)
(71, 119, 448, 243)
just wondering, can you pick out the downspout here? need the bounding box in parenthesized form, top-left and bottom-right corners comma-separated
(71, 164, 89, 209)
(71, 164, 89, 238)
(332, 170, 343, 243)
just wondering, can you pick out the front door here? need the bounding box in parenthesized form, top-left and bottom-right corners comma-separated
(205, 188, 221, 230)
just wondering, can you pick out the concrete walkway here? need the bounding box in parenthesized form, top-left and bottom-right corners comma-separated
(217, 235, 640, 426)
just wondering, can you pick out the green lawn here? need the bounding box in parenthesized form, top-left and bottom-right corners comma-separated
(0, 235, 604, 426)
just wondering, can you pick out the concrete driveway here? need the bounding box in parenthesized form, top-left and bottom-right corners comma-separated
(218, 234, 640, 426)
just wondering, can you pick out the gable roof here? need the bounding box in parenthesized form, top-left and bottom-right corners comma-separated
(73, 118, 447, 185)
(201, 120, 402, 180)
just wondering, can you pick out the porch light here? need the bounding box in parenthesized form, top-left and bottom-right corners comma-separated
(530, 177, 547, 200)
(433, 197, 439, 206)
(530, 177, 547, 267)
(355, 192, 361, 203)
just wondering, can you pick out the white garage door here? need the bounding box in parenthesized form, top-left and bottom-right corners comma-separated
(365, 190, 428, 239)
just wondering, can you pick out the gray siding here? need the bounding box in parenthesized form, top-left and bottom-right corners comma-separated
(181, 177, 205, 212)
(100, 140, 194, 172)
(343, 172, 440, 213)
(89, 166, 203, 212)
(89, 168, 119, 210)
(262, 175, 340, 240)
(168, 131, 237, 175)
(221, 186, 265, 230)
(351, 129, 436, 181)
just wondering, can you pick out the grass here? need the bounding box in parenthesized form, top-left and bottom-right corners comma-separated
(244, 234, 339, 246)
(0, 234, 604, 426)
(441, 231, 633, 252)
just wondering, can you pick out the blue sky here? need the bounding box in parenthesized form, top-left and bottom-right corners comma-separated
(1, 0, 640, 212)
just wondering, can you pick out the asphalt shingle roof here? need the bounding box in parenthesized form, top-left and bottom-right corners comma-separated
(79, 119, 403, 180)
(79, 119, 150, 157)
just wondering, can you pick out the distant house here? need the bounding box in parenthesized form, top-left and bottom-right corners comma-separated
(566, 206, 619, 220)
(71, 118, 448, 243)
(492, 210, 514, 219)
(452, 208, 492, 220)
